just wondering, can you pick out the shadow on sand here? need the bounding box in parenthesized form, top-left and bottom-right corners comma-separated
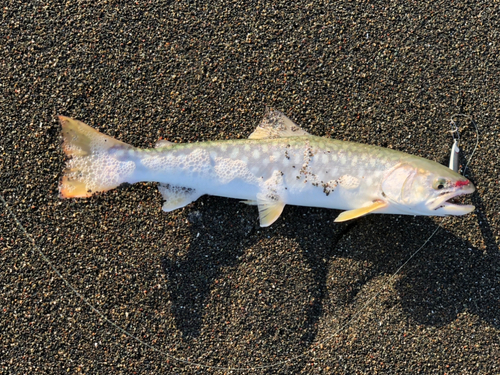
(161, 194, 499, 343)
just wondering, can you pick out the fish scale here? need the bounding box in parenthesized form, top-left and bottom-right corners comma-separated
(58, 110, 475, 226)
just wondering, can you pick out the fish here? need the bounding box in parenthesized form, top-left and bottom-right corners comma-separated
(58, 110, 475, 226)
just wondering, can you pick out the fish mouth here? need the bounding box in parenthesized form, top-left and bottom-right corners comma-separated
(429, 183, 475, 216)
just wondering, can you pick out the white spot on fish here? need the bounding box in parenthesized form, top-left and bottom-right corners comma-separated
(261, 144, 269, 152)
(331, 154, 338, 162)
(338, 175, 360, 189)
(220, 144, 228, 152)
(322, 154, 328, 164)
(177, 154, 186, 164)
(244, 144, 251, 152)
(230, 148, 239, 159)
(252, 149, 261, 159)
(113, 150, 125, 158)
(210, 151, 218, 159)
(214, 157, 259, 185)
(241, 155, 248, 163)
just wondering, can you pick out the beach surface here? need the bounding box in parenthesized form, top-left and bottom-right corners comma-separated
(1, 1, 499, 373)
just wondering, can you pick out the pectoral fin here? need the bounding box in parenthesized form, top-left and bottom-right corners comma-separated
(256, 193, 286, 227)
(158, 183, 201, 212)
(334, 201, 387, 222)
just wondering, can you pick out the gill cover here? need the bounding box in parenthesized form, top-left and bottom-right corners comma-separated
(381, 163, 417, 206)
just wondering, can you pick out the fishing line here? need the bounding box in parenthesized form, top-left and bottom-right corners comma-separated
(1, 114, 479, 372)
(0, 192, 233, 371)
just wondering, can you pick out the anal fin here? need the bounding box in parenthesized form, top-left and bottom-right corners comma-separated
(158, 183, 201, 212)
(244, 169, 287, 227)
(334, 201, 387, 222)
(256, 193, 285, 227)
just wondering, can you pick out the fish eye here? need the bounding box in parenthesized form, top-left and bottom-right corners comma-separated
(432, 178, 447, 190)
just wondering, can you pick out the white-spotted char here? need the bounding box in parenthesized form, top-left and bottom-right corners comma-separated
(58, 110, 475, 226)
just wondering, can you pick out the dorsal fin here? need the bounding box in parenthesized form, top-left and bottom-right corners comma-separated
(155, 139, 174, 148)
(248, 109, 310, 139)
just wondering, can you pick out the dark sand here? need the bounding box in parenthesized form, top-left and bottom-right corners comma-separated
(1, 1, 499, 373)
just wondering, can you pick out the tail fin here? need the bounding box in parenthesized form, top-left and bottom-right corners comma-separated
(58, 116, 136, 198)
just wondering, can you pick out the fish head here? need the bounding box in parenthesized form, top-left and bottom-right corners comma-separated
(381, 158, 475, 216)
